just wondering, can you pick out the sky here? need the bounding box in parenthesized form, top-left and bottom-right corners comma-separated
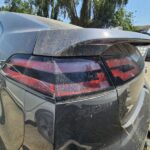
(0, 0, 150, 26)
(0, 1, 4, 6)
(126, 0, 150, 25)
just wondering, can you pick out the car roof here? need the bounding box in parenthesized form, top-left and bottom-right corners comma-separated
(0, 12, 150, 57)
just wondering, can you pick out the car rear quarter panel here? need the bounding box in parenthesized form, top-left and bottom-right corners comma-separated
(0, 31, 37, 60)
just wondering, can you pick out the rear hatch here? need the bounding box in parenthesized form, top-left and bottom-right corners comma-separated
(32, 29, 150, 149)
(3, 28, 150, 150)
(33, 29, 150, 122)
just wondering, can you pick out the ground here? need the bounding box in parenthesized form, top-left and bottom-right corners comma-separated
(145, 62, 150, 150)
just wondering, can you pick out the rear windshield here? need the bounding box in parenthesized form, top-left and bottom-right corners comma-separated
(102, 43, 144, 86)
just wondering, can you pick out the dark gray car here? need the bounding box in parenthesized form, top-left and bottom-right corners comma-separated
(0, 12, 150, 150)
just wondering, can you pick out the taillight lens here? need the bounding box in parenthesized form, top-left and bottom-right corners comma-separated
(106, 57, 140, 83)
(3, 55, 110, 99)
(102, 44, 143, 85)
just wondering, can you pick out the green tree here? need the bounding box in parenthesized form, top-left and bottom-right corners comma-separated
(34, 0, 50, 17)
(31, 0, 130, 28)
(33, 0, 61, 19)
(112, 8, 135, 31)
(1, 0, 32, 14)
(54, 0, 129, 27)
(91, 0, 128, 27)
(0, 0, 135, 31)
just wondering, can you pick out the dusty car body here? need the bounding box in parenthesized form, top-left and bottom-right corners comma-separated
(0, 12, 150, 150)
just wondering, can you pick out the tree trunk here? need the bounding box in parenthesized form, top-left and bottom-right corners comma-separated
(80, 0, 90, 27)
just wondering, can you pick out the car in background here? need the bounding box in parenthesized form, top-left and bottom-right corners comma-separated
(0, 12, 150, 150)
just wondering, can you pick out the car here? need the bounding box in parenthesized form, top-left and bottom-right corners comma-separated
(0, 12, 150, 150)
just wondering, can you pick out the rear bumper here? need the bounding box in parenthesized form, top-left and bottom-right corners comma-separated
(54, 92, 150, 150)
(21, 89, 150, 150)
(55, 99, 120, 150)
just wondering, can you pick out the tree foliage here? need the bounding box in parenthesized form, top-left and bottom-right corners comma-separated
(91, 0, 128, 27)
(49, 0, 129, 27)
(112, 8, 136, 31)
(1, 0, 32, 14)
(0, 0, 136, 31)
(48, 0, 129, 27)
(34, 0, 50, 17)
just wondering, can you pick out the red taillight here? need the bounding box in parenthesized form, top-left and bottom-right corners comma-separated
(106, 57, 140, 83)
(3, 55, 110, 99)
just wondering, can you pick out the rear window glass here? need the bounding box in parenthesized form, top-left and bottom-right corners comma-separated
(102, 43, 144, 86)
